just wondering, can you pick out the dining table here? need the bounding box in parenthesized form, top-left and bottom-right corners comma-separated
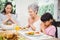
(18, 30, 60, 40)
(0, 24, 60, 40)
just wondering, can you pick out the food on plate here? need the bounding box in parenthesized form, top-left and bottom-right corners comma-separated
(4, 21, 12, 25)
(26, 31, 34, 35)
(34, 32, 40, 36)
(7, 34, 18, 40)
(23, 27, 26, 29)
(0, 31, 29, 40)
(26, 31, 41, 36)
(22, 27, 28, 30)
(18, 36, 26, 40)
(0, 31, 18, 40)
(35, 32, 40, 34)
(2, 29, 6, 31)
(6, 33, 14, 39)
(0, 36, 3, 40)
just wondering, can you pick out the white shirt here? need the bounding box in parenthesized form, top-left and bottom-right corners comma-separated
(33, 19, 41, 31)
(29, 19, 41, 31)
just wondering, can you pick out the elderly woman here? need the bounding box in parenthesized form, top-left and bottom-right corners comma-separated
(27, 3, 41, 31)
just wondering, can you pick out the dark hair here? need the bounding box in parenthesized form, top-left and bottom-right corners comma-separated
(41, 13, 58, 38)
(52, 19, 57, 26)
(2, 2, 13, 14)
(41, 12, 53, 22)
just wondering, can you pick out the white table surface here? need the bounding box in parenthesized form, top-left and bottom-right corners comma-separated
(0, 29, 55, 40)
(0, 23, 54, 40)
(18, 30, 53, 40)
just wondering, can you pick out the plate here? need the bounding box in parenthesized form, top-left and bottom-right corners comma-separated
(25, 31, 41, 36)
(0, 24, 16, 30)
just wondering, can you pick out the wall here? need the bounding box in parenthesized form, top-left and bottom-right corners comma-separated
(57, 0, 60, 38)
(16, 0, 37, 27)
(57, 0, 60, 21)
(54, 0, 58, 21)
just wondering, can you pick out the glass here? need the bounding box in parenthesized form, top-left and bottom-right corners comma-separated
(14, 25, 22, 31)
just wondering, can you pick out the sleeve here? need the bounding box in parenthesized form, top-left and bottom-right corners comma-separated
(48, 26, 56, 37)
(0, 14, 3, 24)
(12, 14, 17, 21)
(0, 13, 7, 24)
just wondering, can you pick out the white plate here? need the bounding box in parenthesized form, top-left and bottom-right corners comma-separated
(25, 32, 42, 37)
(0, 24, 16, 30)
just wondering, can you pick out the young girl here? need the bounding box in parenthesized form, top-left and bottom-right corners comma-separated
(40, 13, 56, 37)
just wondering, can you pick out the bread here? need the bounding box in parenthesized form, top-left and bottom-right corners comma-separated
(27, 31, 34, 35)
(0, 31, 18, 40)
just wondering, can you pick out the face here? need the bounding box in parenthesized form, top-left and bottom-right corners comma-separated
(28, 8, 37, 18)
(43, 19, 53, 26)
(5, 5, 12, 14)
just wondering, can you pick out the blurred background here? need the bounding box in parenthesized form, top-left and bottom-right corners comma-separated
(0, 0, 16, 14)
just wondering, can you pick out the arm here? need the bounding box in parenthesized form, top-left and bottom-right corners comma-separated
(40, 22, 46, 34)
(40, 23, 56, 37)
(2, 18, 9, 24)
(30, 24, 36, 31)
(27, 18, 36, 31)
(2, 14, 10, 24)
(8, 14, 17, 24)
(26, 18, 32, 28)
(47, 27, 56, 37)
(40, 28, 46, 34)
(9, 17, 17, 24)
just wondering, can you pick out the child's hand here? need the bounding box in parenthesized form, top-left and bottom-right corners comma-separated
(40, 22, 45, 29)
(40, 22, 46, 32)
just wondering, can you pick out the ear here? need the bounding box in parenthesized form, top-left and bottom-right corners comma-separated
(50, 19, 53, 22)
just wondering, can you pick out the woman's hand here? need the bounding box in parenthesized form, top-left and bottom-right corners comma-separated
(7, 14, 17, 24)
(6, 13, 11, 18)
(9, 17, 17, 24)
(27, 18, 33, 28)
(27, 18, 36, 31)
(28, 18, 34, 24)
(3, 14, 17, 24)
(30, 24, 36, 31)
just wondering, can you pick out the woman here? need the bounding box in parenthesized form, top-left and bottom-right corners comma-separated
(0, 2, 17, 24)
(40, 13, 56, 37)
(0, 2, 17, 29)
(27, 3, 41, 31)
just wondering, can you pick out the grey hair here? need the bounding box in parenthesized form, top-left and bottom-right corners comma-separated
(28, 3, 39, 13)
